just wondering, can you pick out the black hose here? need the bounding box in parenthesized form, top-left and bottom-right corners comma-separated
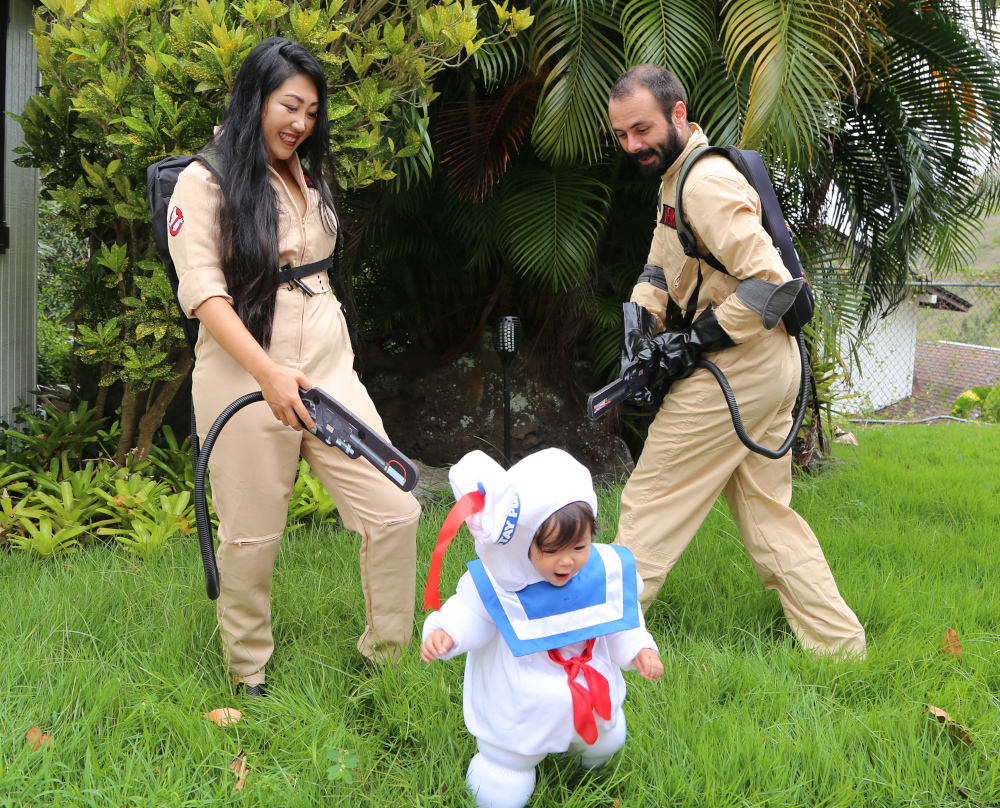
(194, 391, 265, 600)
(697, 332, 810, 460)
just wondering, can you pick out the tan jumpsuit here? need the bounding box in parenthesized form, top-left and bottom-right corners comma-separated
(168, 158, 421, 684)
(615, 125, 865, 657)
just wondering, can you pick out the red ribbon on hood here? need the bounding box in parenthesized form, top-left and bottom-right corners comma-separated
(422, 489, 486, 611)
(547, 638, 612, 745)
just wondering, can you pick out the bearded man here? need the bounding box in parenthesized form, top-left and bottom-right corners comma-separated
(607, 64, 865, 658)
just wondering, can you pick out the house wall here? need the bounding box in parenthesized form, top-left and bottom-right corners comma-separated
(836, 294, 919, 413)
(0, 0, 38, 424)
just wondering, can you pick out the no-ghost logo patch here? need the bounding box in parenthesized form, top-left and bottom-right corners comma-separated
(168, 205, 184, 236)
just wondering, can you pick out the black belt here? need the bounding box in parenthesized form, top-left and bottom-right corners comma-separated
(278, 257, 333, 296)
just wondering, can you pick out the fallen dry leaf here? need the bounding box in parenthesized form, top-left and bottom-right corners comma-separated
(26, 725, 51, 751)
(202, 708, 242, 727)
(230, 750, 248, 791)
(924, 704, 953, 722)
(923, 704, 973, 745)
(943, 629, 963, 661)
(834, 432, 859, 445)
(701, 663, 708, 672)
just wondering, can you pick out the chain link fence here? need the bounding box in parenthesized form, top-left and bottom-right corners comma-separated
(837, 282, 1000, 420)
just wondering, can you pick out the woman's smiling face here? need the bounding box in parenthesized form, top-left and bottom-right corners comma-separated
(261, 72, 319, 163)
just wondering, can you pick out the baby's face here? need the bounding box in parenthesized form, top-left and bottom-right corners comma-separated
(528, 529, 592, 586)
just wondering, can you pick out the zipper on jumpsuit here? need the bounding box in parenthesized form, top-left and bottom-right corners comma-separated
(232, 535, 280, 547)
(270, 166, 311, 364)
(296, 212, 307, 362)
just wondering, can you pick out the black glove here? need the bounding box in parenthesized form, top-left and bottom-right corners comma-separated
(649, 303, 736, 384)
(621, 303, 659, 406)
(621, 302, 659, 369)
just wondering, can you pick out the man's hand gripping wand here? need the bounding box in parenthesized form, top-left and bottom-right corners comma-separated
(588, 303, 810, 460)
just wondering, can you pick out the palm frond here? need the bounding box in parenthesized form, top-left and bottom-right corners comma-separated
(826, 2, 1000, 327)
(436, 78, 543, 201)
(721, 0, 865, 165)
(499, 164, 611, 290)
(582, 293, 627, 379)
(386, 105, 434, 191)
(530, 0, 625, 165)
(687, 44, 744, 147)
(474, 31, 532, 91)
(619, 0, 715, 87)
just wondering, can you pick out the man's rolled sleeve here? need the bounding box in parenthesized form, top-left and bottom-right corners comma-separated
(167, 167, 232, 317)
(684, 172, 793, 341)
(629, 281, 672, 331)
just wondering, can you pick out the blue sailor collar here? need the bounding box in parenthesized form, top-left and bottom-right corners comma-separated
(467, 543, 640, 657)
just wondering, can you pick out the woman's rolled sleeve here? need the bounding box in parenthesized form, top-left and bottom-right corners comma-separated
(167, 165, 233, 316)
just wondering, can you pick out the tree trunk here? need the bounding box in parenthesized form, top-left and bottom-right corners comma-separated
(95, 362, 110, 419)
(133, 353, 195, 459)
(115, 384, 142, 466)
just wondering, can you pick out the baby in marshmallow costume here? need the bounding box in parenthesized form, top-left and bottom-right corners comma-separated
(421, 449, 662, 808)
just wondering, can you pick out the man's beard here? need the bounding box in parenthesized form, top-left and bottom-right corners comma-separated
(631, 125, 685, 179)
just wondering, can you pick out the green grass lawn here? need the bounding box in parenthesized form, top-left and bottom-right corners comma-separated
(2, 423, 999, 807)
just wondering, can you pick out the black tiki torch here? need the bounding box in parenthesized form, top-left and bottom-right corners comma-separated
(493, 316, 522, 469)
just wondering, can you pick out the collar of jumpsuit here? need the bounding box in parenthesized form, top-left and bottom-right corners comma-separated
(212, 123, 314, 220)
(659, 122, 708, 185)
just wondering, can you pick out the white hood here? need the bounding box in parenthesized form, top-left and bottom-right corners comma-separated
(448, 449, 598, 592)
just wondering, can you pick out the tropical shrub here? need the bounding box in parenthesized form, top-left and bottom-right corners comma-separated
(0, 401, 341, 557)
(37, 201, 86, 388)
(951, 383, 1000, 423)
(13, 0, 531, 464)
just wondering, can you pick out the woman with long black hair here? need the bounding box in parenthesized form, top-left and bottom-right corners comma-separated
(167, 37, 420, 695)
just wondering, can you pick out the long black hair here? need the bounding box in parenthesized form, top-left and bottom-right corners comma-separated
(211, 37, 337, 349)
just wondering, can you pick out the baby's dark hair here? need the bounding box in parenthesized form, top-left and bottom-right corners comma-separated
(532, 501, 597, 553)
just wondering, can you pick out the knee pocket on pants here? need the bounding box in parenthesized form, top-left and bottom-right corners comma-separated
(218, 534, 282, 575)
(228, 534, 282, 548)
(381, 503, 421, 528)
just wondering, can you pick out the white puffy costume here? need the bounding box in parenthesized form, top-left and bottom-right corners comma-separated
(422, 449, 659, 808)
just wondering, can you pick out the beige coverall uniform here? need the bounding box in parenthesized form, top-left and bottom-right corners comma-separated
(169, 157, 421, 683)
(615, 125, 865, 657)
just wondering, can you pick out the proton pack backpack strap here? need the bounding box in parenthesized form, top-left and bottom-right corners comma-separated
(674, 146, 732, 276)
(673, 145, 814, 336)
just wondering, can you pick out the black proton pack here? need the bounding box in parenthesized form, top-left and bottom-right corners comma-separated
(146, 149, 419, 600)
(588, 146, 813, 461)
(674, 146, 814, 336)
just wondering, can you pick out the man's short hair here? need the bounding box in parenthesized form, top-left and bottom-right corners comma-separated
(609, 64, 688, 121)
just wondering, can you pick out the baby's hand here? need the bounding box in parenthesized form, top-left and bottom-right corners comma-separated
(420, 630, 455, 662)
(632, 648, 663, 681)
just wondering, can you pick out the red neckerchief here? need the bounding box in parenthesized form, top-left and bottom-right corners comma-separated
(547, 638, 612, 744)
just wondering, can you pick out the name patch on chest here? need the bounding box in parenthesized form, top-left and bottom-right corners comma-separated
(660, 204, 676, 229)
